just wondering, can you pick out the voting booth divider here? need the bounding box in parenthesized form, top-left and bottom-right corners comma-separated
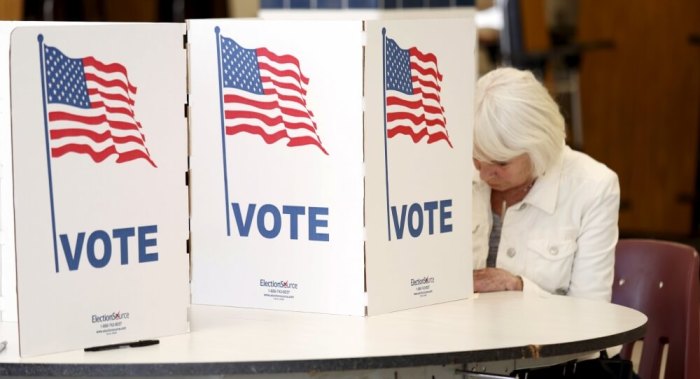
(0, 16, 476, 356)
(5, 23, 191, 357)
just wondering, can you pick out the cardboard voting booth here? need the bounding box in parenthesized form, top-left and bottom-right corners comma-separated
(188, 18, 475, 316)
(5, 24, 190, 356)
(0, 22, 21, 324)
(0, 15, 476, 356)
(364, 20, 475, 315)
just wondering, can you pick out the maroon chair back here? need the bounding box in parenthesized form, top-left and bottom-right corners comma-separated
(613, 239, 700, 379)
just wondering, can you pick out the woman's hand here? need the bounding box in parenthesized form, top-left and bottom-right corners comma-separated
(473, 268, 523, 292)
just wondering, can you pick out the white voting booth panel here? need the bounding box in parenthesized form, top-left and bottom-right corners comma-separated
(1, 21, 126, 325)
(1, 21, 109, 326)
(188, 20, 367, 316)
(0, 22, 22, 324)
(188, 18, 474, 316)
(8, 24, 190, 356)
(0, 21, 73, 324)
(364, 19, 475, 315)
(1, 20, 102, 324)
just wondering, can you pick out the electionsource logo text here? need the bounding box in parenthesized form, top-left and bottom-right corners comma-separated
(91, 311, 130, 323)
(260, 279, 298, 289)
(410, 276, 435, 286)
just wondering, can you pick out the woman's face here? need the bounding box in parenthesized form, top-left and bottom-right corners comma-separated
(473, 154, 534, 192)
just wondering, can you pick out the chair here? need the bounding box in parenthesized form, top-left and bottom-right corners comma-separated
(612, 239, 700, 379)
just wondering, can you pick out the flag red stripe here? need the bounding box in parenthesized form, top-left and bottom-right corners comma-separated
(413, 88, 440, 103)
(88, 88, 135, 106)
(90, 101, 135, 117)
(226, 124, 328, 155)
(224, 94, 277, 110)
(51, 143, 156, 167)
(84, 73, 135, 96)
(275, 105, 313, 119)
(50, 128, 147, 146)
(413, 77, 441, 92)
(259, 62, 309, 88)
(226, 91, 317, 130)
(257, 48, 309, 84)
(387, 97, 445, 123)
(52, 143, 117, 162)
(410, 61, 442, 82)
(225, 94, 314, 122)
(409, 47, 439, 67)
(387, 97, 443, 118)
(277, 92, 311, 111)
(49, 111, 142, 132)
(261, 77, 307, 97)
(83, 56, 128, 77)
(387, 125, 452, 147)
(115, 149, 156, 166)
(228, 82, 314, 119)
(387, 110, 446, 127)
(226, 124, 289, 142)
(224, 110, 316, 132)
(387, 96, 444, 116)
(286, 135, 328, 155)
(262, 85, 315, 118)
(257, 47, 303, 69)
(83, 57, 138, 94)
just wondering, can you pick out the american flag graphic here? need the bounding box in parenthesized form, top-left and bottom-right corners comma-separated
(43, 45, 156, 167)
(385, 36, 451, 148)
(218, 35, 328, 155)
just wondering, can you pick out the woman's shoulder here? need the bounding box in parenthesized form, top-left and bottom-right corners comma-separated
(560, 147, 618, 184)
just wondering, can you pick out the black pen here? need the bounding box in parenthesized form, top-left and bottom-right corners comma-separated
(84, 339, 159, 352)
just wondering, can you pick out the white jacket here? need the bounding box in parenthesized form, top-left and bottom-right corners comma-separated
(472, 146, 620, 301)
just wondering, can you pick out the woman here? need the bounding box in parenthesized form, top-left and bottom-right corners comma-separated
(472, 67, 620, 301)
(472, 67, 627, 378)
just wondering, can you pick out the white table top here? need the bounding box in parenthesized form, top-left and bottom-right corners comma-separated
(0, 292, 647, 376)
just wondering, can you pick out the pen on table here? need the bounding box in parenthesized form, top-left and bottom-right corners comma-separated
(84, 339, 159, 352)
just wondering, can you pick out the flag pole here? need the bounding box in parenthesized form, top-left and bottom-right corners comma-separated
(215, 26, 232, 236)
(38, 34, 60, 272)
(382, 28, 392, 241)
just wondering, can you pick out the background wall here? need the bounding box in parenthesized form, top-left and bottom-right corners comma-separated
(577, 0, 700, 237)
(0, 0, 23, 19)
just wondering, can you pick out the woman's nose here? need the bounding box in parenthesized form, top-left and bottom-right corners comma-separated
(479, 163, 498, 178)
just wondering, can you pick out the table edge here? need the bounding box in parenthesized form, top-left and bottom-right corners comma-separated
(0, 322, 647, 376)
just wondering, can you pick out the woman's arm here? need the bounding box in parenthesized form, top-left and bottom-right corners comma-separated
(567, 173, 621, 301)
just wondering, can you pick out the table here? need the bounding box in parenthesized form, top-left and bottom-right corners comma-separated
(0, 292, 647, 377)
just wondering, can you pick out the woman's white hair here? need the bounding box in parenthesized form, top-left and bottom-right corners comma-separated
(474, 67, 565, 177)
